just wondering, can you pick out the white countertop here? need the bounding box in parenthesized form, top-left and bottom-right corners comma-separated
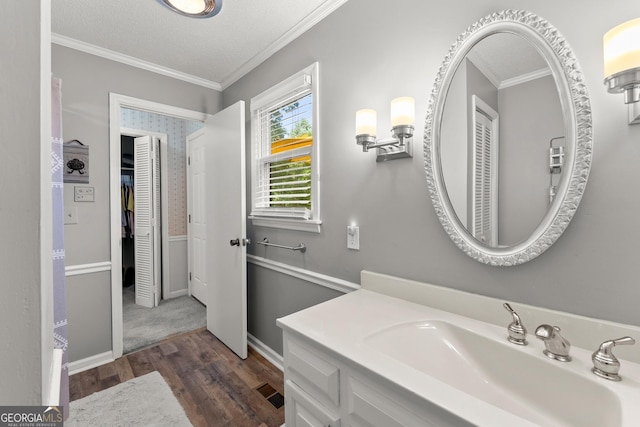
(277, 288, 640, 426)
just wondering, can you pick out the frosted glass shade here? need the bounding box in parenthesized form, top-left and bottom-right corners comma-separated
(356, 109, 377, 136)
(604, 17, 640, 78)
(160, 0, 221, 17)
(167, 0, 207, 13)
(390, 97, 415, 127)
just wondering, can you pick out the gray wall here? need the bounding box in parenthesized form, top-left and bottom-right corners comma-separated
(440, 60, 468, 225)
(248, 264, 343, 355)
(0, 2, 47, 404)
(223, 0, 640, 356)
(52, 45, 223, 362)
(499, 75, 564, 244)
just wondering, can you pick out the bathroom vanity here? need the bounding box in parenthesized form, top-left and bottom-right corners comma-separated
(277, 271, 640, 426)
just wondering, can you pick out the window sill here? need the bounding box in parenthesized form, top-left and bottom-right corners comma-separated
(249, 216, 322, 233)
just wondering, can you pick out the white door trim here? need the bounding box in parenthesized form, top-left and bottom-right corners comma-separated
(40, 0, 54, 403)
(109, 93, 207, 358)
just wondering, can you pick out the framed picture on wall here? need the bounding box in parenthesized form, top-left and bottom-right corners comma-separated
(63, 139, 89, 183)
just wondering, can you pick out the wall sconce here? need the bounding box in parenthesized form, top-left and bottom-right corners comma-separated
(355, 97, 415, 161)
(604, 17, 640, 124)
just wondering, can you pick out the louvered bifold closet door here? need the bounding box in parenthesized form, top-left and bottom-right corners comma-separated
(134, 136, 155, 308)
(153, 137, 161, 307)
(472, 112, 495, 246)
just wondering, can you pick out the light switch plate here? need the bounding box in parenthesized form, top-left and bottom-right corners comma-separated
(74, 186, 95, 202)
(64, 207, 78, 224)
(347, 225, 359, 250)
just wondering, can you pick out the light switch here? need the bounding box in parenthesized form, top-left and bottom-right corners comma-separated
(347, 225, 359, 250)
(64, 207, 78, 224)
(74, 186, 95, 202)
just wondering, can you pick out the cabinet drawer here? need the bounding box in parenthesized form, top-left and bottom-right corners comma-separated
(347, 375, 437, 427)
(285, 380, 341, 427)
(285, 336, 340, 410)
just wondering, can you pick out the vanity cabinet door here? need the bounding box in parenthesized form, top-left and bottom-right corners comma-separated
(285, 335, 341, 411)
(286, 380, 341, 427)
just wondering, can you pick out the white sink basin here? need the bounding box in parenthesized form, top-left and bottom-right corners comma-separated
(364, 320, 621, 427)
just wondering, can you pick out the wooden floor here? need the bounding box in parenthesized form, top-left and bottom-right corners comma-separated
(70, 328, 285, 427)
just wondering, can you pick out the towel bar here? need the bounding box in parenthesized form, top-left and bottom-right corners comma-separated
(257, 237, 306, 253)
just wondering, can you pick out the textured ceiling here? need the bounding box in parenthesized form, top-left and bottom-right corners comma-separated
(52, 0, 346, 89)
(468, 32, 550, 88)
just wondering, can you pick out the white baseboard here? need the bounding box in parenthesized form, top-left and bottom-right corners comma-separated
(68, 351, 114, 376)
(166, 288, 188, 299)
(248, 333, 283, 372)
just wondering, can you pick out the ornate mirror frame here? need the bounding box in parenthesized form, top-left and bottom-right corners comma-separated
(424, 10, 592, 266)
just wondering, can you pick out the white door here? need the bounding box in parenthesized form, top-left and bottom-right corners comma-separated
(471, 96, 499, 246)
(187, 130, 208, 304)
(152, 136, 162, 308)
(134, 135, 161, 308)
(204, 101, 248, 359)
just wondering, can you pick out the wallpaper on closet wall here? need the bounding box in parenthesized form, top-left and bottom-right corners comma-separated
(121, 108, 203, 236)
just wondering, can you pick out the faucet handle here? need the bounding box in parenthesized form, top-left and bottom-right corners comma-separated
(503, 303, 527, 345)
(592, 336, 636, 381)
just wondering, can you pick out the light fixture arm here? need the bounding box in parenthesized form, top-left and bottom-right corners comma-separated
(355, 125, 414, 161)
(356, 132, 412, 152)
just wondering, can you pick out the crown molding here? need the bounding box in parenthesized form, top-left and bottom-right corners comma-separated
(467, 49, 552, 90)
(499, 67, 552, 89)
(220, 0, 349, 89)
(51, 33, 222, 91)
(52, 0, 348, 92)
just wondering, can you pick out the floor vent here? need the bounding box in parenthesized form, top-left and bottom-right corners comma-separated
(256, 383, 285, 410)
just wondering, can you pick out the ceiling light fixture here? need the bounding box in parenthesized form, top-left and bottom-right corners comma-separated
(158, 0, 222, 18)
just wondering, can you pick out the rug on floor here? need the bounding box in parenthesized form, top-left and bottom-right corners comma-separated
(66, 371, 192, 426)
(123, 285, 206, 354)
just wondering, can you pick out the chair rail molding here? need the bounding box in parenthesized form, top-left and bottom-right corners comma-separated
(247, 255, 360, 294)
(65, 261, 112, 276)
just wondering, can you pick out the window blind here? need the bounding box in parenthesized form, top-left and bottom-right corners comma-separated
(253, 92, 313, 219)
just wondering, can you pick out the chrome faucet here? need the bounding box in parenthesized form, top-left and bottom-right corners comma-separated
(503, 303, 527, 345)
(535, 324, 571, 362)
(592, 336, 636, 381)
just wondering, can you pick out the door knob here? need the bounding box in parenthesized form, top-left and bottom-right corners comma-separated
(242, 238, 251, 246)
(230, 238, 240, 246)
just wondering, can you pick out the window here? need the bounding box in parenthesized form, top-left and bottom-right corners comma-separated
(249, 63, 320, 232)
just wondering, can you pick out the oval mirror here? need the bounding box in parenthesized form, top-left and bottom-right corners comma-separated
(424, 10, 592, 266)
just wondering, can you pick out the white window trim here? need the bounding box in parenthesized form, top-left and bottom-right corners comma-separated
(249, 62, 321, 233)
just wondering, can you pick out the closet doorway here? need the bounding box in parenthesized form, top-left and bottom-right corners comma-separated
(110, 94, 248, 360)
(110, 94, 209, 358)
(118, 118, 206, 355)
(120, 131, 165, 308)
